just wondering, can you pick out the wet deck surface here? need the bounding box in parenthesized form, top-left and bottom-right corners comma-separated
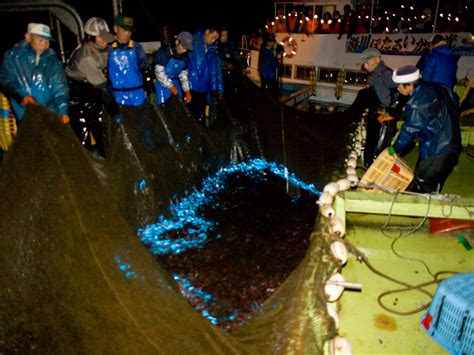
(338, 148, 474, 354)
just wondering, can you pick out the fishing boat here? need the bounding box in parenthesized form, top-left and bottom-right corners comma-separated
(0, 0, 473, 354)
(246, 0, 474, 112)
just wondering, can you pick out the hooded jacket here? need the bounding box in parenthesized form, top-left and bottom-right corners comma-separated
(0, 39, 68, 120)
(422, 43, 457, 88)
(393, 82, 461, 160)
(188, 30, 223, 94)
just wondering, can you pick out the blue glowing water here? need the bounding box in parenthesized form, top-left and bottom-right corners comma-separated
(173, 274, 240, 325)
(137, 158, 321, 256)
(135, 158, 321, 329)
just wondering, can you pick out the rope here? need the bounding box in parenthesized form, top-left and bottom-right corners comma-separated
(346, 241, 458, 316)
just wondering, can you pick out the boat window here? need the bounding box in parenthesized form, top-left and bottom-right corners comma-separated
(345, 70, 368, 86)
(318, 67, 340, 83)
(295, 66, 315, 81)
(281, 64, 293, 79)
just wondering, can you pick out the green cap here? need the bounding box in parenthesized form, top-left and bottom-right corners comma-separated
(115, 14, 135, 31)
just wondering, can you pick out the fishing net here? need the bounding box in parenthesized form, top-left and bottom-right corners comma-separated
(0, 73, 352, 353)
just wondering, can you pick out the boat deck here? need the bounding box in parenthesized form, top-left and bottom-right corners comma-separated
(338, 147, 474, 354)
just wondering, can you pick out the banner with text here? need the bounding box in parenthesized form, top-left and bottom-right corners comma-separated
(346, 33, 472, 55)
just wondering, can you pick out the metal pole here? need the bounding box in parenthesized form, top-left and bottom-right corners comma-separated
(433, 0, 440, 33)
(112, 0, 122, 18)
(369, 0, 375, 34)
(55, 18, 66, 63)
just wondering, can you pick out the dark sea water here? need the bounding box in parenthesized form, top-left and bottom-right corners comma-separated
(144, 167, 318, 331)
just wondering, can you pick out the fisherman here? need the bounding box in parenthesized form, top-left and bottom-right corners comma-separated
(66, 17, 122, 157)
(338, 4, 356, 39)
(420, 34, 457, 89)
(109, 14, 155, 150)
(153, 31, 193, 106)
(258, 34, 283, 98)
(391, 65, 461, 193)
(108, 14, 153, 107)
(0, 23, 69, 124)
(356, 48, 399, 167)
(188, 26, 223, 125)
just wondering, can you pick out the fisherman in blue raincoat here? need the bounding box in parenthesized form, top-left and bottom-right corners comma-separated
(188, 27, 223, 124)
(108, 14, 152, 107)
(258, 34, 283, 98)
(0, 23, 69, 123)
(421, 35, 457, 89)
(154, 31, 193, 105)
(391, 65, 461, 193)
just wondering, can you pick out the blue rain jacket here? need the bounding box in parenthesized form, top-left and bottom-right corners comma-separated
(0, 40, 68, 120)
(258, 42, 283, 81)
(188, 31, 223, 94)
(154, 46, 189, 104)
(393, 82, 461, 160)
(108, 40, 147, 106)
(422, 43, 457, 89)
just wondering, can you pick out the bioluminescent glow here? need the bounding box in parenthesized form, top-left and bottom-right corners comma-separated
(138, 158, 321, 256)
(173, 274, 239, 325)
(114, 256, 138, 279)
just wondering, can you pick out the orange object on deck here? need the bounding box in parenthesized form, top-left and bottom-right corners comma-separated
(429, 218, 474, 234)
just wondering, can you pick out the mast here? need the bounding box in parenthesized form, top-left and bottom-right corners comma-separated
(112, 0, 122, 18)
(433, 0, 440, 33)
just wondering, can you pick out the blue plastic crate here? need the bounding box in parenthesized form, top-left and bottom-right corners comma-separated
(421, 273, 474, 354)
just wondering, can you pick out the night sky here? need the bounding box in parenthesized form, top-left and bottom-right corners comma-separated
(0, 0, 275, 56)
(68, 0, 275, 40)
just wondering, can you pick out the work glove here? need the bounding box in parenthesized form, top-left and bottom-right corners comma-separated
(21, 96, 36, 106)
(112, 113, 124, 125)
(377, 110, 395, 123)
(58, 115, 70, 125)
(170, 85, 179, 96)
(184, 91, 192, 103)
